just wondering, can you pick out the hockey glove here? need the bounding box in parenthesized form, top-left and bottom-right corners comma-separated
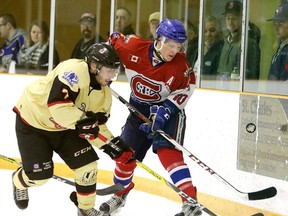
(75, 112, 107, 140)
(85, 111, 108, 125)
(139, 122, 155, 139)
(101, 136, 134, 163)
(139, 105, 171, 134)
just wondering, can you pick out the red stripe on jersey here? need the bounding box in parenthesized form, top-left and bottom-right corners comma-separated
(47, 100, 73, 107)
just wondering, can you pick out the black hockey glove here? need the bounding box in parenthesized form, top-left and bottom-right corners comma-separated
(101, 136, 134, 163)
(85, 111, 108, 125)
(75, 112, 107, 140)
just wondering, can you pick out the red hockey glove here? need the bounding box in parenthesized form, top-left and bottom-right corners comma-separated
(101, 136, 134, 163)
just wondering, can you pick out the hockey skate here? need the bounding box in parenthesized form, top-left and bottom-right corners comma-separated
(175, 201, 202, 216)
(99, 182, 134, 213)
(70, 191, 110, 216)
(78, 208, 111, 216)
(12, 171, 29, 209)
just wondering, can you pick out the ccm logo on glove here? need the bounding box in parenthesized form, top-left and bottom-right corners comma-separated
(101, 136, 134, 163)
(76, 112, 108, 140)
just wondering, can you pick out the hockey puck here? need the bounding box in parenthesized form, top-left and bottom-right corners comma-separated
(246, 123, 256, 133)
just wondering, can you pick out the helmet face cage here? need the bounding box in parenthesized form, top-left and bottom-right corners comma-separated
(158, 36, 188, 53)
(156, 18, 187, 44)
(85, 43, 121, 69)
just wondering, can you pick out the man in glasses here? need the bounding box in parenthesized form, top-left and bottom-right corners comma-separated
(71, 12, 105, 59)
(0, 13, 26, 72)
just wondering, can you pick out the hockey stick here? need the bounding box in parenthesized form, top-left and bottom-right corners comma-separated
(0, 153, 124, 196)
(74, 132, 215, 214)
(109, 87, 277, 201)
(136, 160, 217, 216)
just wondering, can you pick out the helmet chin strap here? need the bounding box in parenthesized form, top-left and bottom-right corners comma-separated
(94, 64, 102, 75)
(88, 63, 102, 90)
(153, 40, 167, 62)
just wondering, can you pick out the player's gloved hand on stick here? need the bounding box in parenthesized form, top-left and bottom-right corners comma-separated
(76, 112, 108, 140)
(139, 105, 171, 134)
(85, 111, 108, 124)
(101, 136, 134, 163)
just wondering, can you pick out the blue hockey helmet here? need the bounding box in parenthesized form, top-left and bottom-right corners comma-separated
(156, 18, 187, 43)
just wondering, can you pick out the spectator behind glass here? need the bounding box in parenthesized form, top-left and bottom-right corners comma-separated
(147, 12, 160, 40)
(115, 7, 135, 35)
(71, 12, 105, 59)
(18, 20, 59, 70)
(182, 20, 198, 67)
(202, 16, 224, 76)
(217, 0, 260, 80)
(193, 16, 224, 79)
(0, 13, 25, 72)
(267, 2, 288, 81)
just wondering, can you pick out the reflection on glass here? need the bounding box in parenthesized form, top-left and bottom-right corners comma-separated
(200, 0, 261, 91)
(245, 1, 288, 95)
(2, 0, 287, 96)
(218, 1, 260, 81)
(55, 1, 110, 62)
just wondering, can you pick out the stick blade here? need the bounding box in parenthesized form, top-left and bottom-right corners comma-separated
(248, 186, 277, 200)
(96, 183, 125, 196)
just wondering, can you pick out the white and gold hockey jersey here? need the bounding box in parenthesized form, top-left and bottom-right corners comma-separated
(13, 59, 113, 148)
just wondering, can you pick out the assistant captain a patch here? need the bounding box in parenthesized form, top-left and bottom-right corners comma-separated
(129, 54, 141, 64)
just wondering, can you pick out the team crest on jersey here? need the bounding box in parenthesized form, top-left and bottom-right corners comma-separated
(78, 103, 86, 112)
(131, 75, 161, 101)
(62, 71, 79, 87)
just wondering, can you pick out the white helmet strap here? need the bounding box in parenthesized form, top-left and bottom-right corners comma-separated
(154, 37, 166, 62)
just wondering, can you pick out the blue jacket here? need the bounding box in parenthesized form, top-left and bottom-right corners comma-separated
(268, 40, 288, 81)
(0, 28, 26, 70)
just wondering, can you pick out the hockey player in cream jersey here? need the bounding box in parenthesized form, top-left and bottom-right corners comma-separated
(12, 43, 134, 216)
